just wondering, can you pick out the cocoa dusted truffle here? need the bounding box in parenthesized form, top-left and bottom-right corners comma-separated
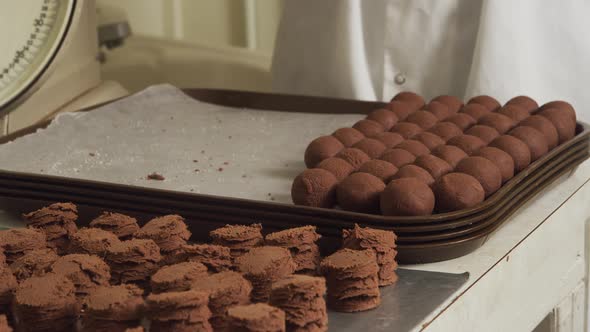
(455, 157, 502, 197)
(370, 131, 404, 148)
(336, 173, 385, 213)
(22, 202, 78, 255)
(304, 136, 345, 168)
(396, 139, 430, 157)
(89, 212, 140, 240)
(227, 303, 285, 332)
(69, 227, 121, 257)
(392, 165, 435, 186)
(468, 95, 500, 111)
(424, 101, 452, 120)
(509, 126, 549, 161)
(336, 148, 371, 170)
(380, 178, 435, 216)
(83, 284, 144, 331)
(358, 160, 398, 182)
(428, 122, 463, 142)
(447, 113, 476, 131)
(353, 138, 387, 159)
(379, 148, 416, 168)
(291, 169, 338, 208)
(150, 261, 208, 293)
(459, 103, 489, 121)
(498, 105, 530, 123)
(9, 248, 58, 281)
(51, 254, 111, 300)
(431, 145, 468, 168)
(431, 95, 464, 113)
(465, 125, 500, 144)
(135, 215, 191, 254)
(489, 135, 531, 172)
(386, 100, 416, 120)
(391, 122, 423, 139)
(406, 111, 438, 130)
(520, 115, 559, 149)
(538, 100, 576, 122)
(332, 127, 365, 147)
(447, 134, 486, 155)
(474, 147, 515, 183)
(478, 113, 515, 134)
(414, 155, 453, 179)
(367, 109, 399, 130)
(353, 119, 385, 137)
(506, 95, 538, 113)
(434, 173, 485, 212)
(414, 132, 445, 150)
(538, 108, 576, 143)
(317, 157, 354, 181)
(392, 91, 425, 110)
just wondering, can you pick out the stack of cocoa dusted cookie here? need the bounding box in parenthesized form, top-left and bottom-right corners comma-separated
(265, 226, 321, 274)
(22, 202, 78, 254)
(174, 243, 233, 272)
(226, 303, 286, 332)
(135, 214, 191, 265)
(146, 290, 213, 332)
(210, 223, 263, 260)
(150, 261, 208, 293)
(82, 284, 145, 331)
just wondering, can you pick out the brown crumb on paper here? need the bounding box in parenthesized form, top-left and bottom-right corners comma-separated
(193, 160, 198, 163)
(194, 169, 200, 172)
(218, 168, 224, 172)
(201, 150, 205, 154)
(89, 152, 95, 157)
(242, 174, 247, 178)
(147, 172, 165, 181)
(223, 162, 229, 165)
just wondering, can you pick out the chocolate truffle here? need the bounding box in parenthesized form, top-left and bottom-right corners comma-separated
(175, 243, 233, 272)
(22, 202, 78, 254)
(353, 138, 387, 159)
(447, 134, 486, 155)
(459, 103, 489, 121)
(434, 173, 485, 212)
(265, 226, 321, 273)
(538, 108, 576, 143)
(235, 246, 296, 302)
(506, 95, 538, 113)
(0, 228, 47, 264)
(51, 254, 111, 300)
(83, 284, 144, 331)
(391, 122, 423, 139)
(210, 224, 263, 259)
(150, 261, 208, 293)
(370, 131, 404, 149)
(498, 105, 530, 123)
(69, 227, 121, 257)
(431, 95, 464, 113)
(424, 101, 452, 120)
(489, 135, 532, 172)
(392, 165, 435, 186)
(304, 136, 345, 168)
(455, 157, 502, 197)
(358, 160, 399, 182)
(336, 148, 371, 170)
(9, 248, 58, 281)
(147, 290, 213, 332)
(379, 148, 416, 168)
(509, 126, 549, 161)
(380, 178, 435, 216)
(317, 157, 354, 181)
(191, 271, 252, 330)
(431, 145, 468, 169)
(332, 128, 365, 147)
(428, 122, 463, 142)
(336, 173, 385, 213)
(468, 95, 501, 111)
(414, 132, 445, 150)
(135, 215, 191, 254)
(474, 147, 515, 183)
(0, 267, 17, 314)
(465, 125, 500, 144)
(89, 212, 140, 240)
(538, 100, 576, 122)
(366, 109, 399, 130)
(396, 139, 430, 157)
(386, 100, 416, 120)
(106, 239, 162, 284)
(406, 111, 438, 130)
(478, 113, 515, 134)
(352, 119, 385, 137)
(520, 115, 559, 149)
(0, 315, 12, 332)
(414, 155, 453, 179)
(392, 91, 425, 110)
(447, 113, 476, 131)
(291, 168, 338, 208)
(227, 303, 285, 332)
(270, 275, 327, 331)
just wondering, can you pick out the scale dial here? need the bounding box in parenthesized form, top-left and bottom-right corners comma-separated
(0, 0, 76, 113)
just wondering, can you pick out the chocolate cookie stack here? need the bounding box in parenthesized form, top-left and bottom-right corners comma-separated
(146, 290, 212, 332)
(9, 248, 58, 281)
(191, 271, 253, 330)
(226, 303, 285, 332)
(270, 275, 328, 332)
(236, 246, 296, 302)
(22, 202, 78, 254)
(14, 273, 78, 331)
(150, 261, 208, 293)
(265, 226, 321, 274)
(135, 215, 191, 265)
(0, 248, 5, 266)
(106, 239, 162, 285)
(89, 212, 140, 240)
(0, 228, 47, 264)
(342, 224, 398, 286)
(210, 224, 263, 260)
(320, 249, 381, 312)
(51, 254, 111, 302)
(82, 284, 145, 331)
(69, 227, 121, 257)
(0, 266, 17, 316)
(177, 243, 233, 272)
(0, 315, 12, 332)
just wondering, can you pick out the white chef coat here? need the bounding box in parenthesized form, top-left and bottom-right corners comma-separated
(271, 0, 590, 121)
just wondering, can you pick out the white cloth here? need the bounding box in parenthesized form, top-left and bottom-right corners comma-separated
(271, 0, 590, 121)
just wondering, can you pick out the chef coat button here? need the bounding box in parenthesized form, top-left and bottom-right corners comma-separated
(394, 73, 406, 85)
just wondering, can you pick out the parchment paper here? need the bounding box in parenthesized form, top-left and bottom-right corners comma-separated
(0, 85, 364, 203)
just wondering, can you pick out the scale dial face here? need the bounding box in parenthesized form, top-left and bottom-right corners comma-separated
(0, 0, 76, 112)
